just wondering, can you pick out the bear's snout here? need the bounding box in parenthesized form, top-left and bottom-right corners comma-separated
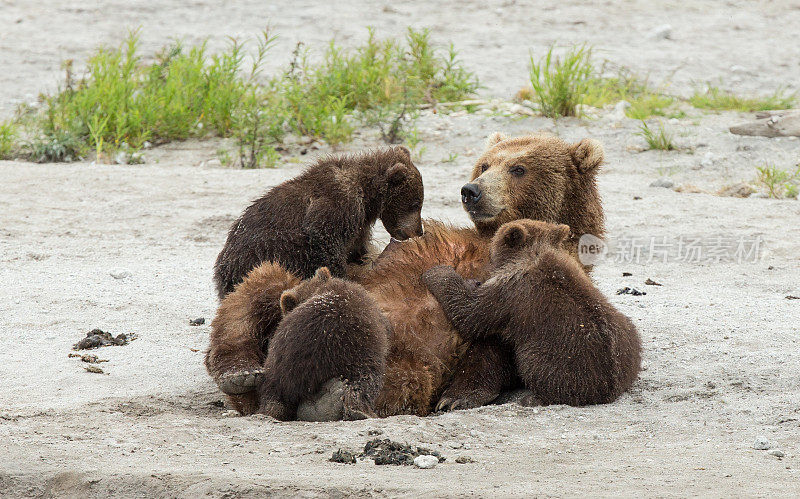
(461, 183, 482, 206)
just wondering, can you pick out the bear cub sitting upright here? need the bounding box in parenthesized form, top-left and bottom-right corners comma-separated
(258, 267, 391, 420)
(422, 219, 641, 406)
(214, 146, 424, 299)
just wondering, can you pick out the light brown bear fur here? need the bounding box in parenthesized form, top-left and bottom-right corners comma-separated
(207, 133, 606, 416)
(366, 133, 607, 415)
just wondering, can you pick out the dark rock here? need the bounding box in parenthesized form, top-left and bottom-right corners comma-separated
(330, 449, 357, 464)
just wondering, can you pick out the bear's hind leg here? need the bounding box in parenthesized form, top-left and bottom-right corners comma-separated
(341, 371, 383, 420)
(257, 378, 296, 421)
(436, 339, 515, 412)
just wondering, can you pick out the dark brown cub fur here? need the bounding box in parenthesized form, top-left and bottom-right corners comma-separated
(258, 267, 392, 420)
(214, 147, 424, 299)
(422, 220, 641, 406)
(205, 262, 300, 414)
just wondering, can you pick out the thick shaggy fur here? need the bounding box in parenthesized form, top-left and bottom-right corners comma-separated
(206, 134, 607, 416)
(205, 261, 300, 414)
(258, 268, 391, 420)
(213, 147, 424, 299)
(422, 220, 642, 406)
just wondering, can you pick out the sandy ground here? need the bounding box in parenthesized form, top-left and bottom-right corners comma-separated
(1, 1, 800, 497)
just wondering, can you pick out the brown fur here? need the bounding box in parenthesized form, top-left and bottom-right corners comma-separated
(463, 133, 605, 267)
(257, 268, 391, 420)
(213, 147, 424, 299)
(206, 134, 607, 416)
(422, 220, 642, 406)
(205, 261, 300, 414)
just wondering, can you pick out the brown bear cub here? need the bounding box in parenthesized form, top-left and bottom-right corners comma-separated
(257, 267, 391, 420)
(422, 219, 641, 406)
(213, 146, 424, 299)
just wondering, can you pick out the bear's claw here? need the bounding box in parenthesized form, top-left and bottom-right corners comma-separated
(435, 396, 483, 413)
(492, 388, 543, 407)
(216, 369, 265, 395)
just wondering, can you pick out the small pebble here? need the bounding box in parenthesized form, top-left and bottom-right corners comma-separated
(607, 100, 630, 121)
(221, 410, 239, 418)
(413, 455, 439, 469)
(189, 317, 205, 326)
(768, 449, 784, 458)
(648, 24, 673, 40)
(455, 456, 475, 464)
(753, 436, 772, 450)
(109, 269, 131, 280)
(649, 178, 674, 189)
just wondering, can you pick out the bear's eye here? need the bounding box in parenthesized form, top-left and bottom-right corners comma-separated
(480, 163, 489, 173)
(510, 166, 526, 177)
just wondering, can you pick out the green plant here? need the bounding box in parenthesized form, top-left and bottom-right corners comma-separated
(637, 120, 675, 150)
(400, 125, 425, 158)
(528, 44, 593, 117)
(27, 29, 280, 163)
(18, 27, 477, 164)
(442, 152, 459, 163)
(582, 65, 675, 119)
(281, 28, 478, 143)
(0, 121, 17, 159)
(27, 130, 84, 162)
(755, 164, 800, 199)
(689, 86, 796, 112)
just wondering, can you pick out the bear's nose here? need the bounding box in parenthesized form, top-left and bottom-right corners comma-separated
(461, 183, 482, 205)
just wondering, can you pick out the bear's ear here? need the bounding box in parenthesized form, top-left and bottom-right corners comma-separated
(394, 145, 411, 159)
(387, 162, 407, 185)
(279, 290, 299, 316)
(486, 132, 508, 149)
(499, 223, 526, 249)
(570, 138, 604, 174)
(314, 267, 332, 281)
(550, 224, 571, 245)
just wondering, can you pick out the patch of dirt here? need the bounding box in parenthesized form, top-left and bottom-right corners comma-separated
(330, 439, 445, 466)
(72, 329, 137, 350)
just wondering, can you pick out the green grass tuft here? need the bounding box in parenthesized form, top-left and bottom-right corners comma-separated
(26, 29, 280, 164)
(528, 47, 677, 120)
(582, 66, 676, 119)
(282, 28, 478, 144)
(0, 121, 17, 159)
(637, 120, 675, 150)
(689, 86, 796, 112)
(755, 163, 800, 199)
(528, 44, 593, 118)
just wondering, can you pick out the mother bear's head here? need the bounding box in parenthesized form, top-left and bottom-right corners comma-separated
(460, 133, 605, 257)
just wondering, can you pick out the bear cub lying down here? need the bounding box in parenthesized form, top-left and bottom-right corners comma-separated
(423, 219, 641, 406)
(213, 146, 424, 299)
(258, 267, 391, 421)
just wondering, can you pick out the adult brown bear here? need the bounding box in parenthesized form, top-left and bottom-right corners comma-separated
(205, 133, 606, 416)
